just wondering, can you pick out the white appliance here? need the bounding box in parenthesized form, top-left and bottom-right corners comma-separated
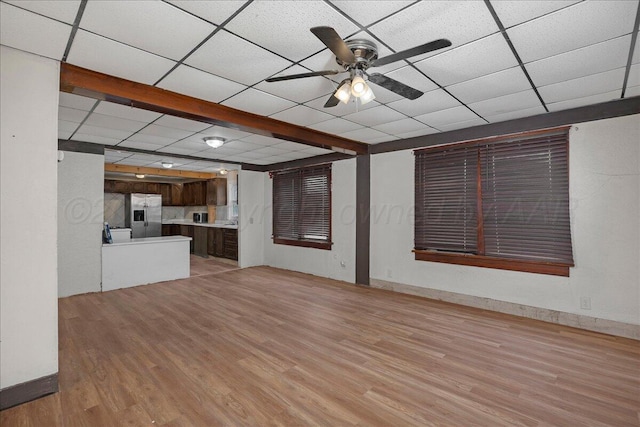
(125, 193, 162, 238)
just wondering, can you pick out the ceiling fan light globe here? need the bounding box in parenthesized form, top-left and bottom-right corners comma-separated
(360, 85, 376, 104)
(334, 81, 352, 104)
(351, 76, 367, 96)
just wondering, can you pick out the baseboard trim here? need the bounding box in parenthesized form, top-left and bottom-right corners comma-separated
(370, 279, 639, 340)
(0, 373, 58, 410)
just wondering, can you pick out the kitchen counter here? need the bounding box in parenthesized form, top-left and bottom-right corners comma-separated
(102, 235, 191, 291)
(162, 219, 238, 229)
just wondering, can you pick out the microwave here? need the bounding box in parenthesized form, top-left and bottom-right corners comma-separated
(193, 212, 208, 223)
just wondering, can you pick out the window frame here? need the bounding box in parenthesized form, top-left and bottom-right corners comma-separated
(271, 164, 332, 250)
(413, 126, 574, 276)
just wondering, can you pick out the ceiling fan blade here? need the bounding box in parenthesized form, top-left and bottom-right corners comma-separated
(324, 78, 350, 108)
(368, 73, 423, 100)
(372, 39, 452, 67)
(266, 70, 341, 82)
(310, 26, 356, 64)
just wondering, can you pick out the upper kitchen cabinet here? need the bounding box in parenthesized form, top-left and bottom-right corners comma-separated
(207, 178, 227, 206)
(105, 180, 162, 195)
(159, 183, 183, 206)
(182, 181, 207, 206)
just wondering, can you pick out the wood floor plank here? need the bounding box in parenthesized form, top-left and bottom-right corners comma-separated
(2, 258, 639, 426)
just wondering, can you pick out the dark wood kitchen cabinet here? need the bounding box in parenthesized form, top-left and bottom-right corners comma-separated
(206, 178, 227, 206)
(162, 224, 181, 236)
(159, 183, 183, 206)
(214, 228, 224, 257)
(180, 225, 194, 253)
(223, 229, 238, 260)
(182, 182, 207, 206)
(206, 227, 237, 260)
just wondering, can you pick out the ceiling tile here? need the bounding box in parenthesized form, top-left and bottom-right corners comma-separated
(547, 89, 623, 112)
(75, 124, 134, 141)
(4, 0, 82, 24)
(225, 1, 359, 62)
(93, 101, 163, 123)
(58, 106, 90, 123)
(299, 147, 334, 156)
(308, 117, 363, 134)
(339, 127, 391, 143)
(156, 65, 246, 103)
(343, 105, 406, 127)
(369, 1, 498, 59)
(526, 35, 632, 87)
(255, 65, 338, 103)
(468, 90, 542, 118)
(237, 134, 284, 147)
(491, 1, 581, 28)
(222, 88, 296, 116)
(138, 124, 195, 140)
(624, 85, 640, 97)
(484, 105, 547, 124)
(415, 33, 518, 86)
(118, 141, 167, 151)
(157, 146, 205, 156)
(387, 88, 461, 117)
(277, 151, 319, 160)
(1, 2, 72, 60)
(270, 105, 335, 126)
(58, 129, 73, 140)
(80, 1, 215, 61)
(249, 158, 277, 165)
(83, 113, 149, 132)
(330, 1, 414, 26)
(168, 1, 247, 25)
(115, 157, 154, 166)
(236, 151, 267, 161)
(73, 133, 122, 146)
(59, 93, 97, 111)
(538, 67, 627, 104)
(125, 133, 177, 147)
(394, 127, 440, 139)
(166, 139, 211, 151)
(186, 30, 292, 86)
(507, 1, 638, 63)
(367, 135, 399, 144)
(372, 118, 429, 135)
(414, 105, 480, 128)
(438, 117, 487, 132)
(67, 30, 177, 85)
(153, 115, 211, 133)
(59, 120, 81, 133)
(251, 146, 290, 156)
(627, 64, 640, 88)
(222, 140, 263, 152)
(447, 66, 531, 104)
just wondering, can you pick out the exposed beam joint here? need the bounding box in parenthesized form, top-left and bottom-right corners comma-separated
(60, 63, 369, 155)
(104, 163, 218, 179)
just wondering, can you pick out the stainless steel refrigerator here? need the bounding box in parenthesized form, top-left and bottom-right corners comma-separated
(125, 193, 162, 238)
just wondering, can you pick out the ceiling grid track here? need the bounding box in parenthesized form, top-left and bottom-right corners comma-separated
(61, 0, 87, 62)
(484, 0, 549, 113)
(621, 1, 640, 98)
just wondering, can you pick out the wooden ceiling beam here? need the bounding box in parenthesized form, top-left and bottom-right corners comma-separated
(60, 63, 369, 155)
(104, 163, 217, 179)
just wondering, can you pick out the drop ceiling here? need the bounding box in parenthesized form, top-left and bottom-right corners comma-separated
(2, 0, 638, 168)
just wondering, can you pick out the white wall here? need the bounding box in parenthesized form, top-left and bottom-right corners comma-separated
(0, 46, 59, 389)
(238, 169, 265, 268)
(58, 150, 104, 297)
(370, 114, 640, 325)
(264, 158, 356, 283)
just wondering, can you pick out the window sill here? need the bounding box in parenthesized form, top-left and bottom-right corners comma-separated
(413, 250, 572, 277)
(274, 238, 332, 250)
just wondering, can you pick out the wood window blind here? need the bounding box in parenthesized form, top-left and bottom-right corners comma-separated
(272, 164, 331, 250)
(414, 128, 574, 275)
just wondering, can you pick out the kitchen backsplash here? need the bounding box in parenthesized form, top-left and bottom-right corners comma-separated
(162, 206, 185, 220)
(104, 193, 125, 227)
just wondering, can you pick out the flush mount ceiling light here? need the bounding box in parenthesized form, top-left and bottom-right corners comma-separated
(161, 161, 173, 169)
(135, 173, 145, 179)
(219, 169, 228, 175)
(204, 136, 225, 148)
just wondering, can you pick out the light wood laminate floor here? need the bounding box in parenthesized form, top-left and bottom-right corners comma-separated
(2, 265, 639, 426)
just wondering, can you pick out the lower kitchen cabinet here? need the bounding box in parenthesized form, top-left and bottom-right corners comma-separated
(206, 227, 237, 260)
(180, 225, 194, 253)
(162, 224, 181, 236)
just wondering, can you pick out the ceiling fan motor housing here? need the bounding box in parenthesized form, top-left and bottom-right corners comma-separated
(336, 39, 379, 70)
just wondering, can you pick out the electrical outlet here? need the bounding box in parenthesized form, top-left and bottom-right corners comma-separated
(580, 297, 592, 310)
(340, 260, 346, 268)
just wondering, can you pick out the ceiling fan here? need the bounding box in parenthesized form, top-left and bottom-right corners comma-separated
(266, 26, 451, 108)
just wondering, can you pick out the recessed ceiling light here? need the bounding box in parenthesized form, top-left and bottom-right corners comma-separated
(135, 173, 145, 179)
(204, 136, 225, 148)
(161, 161, 173, 168)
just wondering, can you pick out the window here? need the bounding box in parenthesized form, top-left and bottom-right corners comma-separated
(414, 127, 574, 276)
(272, 164, 332, 250)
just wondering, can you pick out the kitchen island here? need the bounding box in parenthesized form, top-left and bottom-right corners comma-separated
(102, 235, 192, 291)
